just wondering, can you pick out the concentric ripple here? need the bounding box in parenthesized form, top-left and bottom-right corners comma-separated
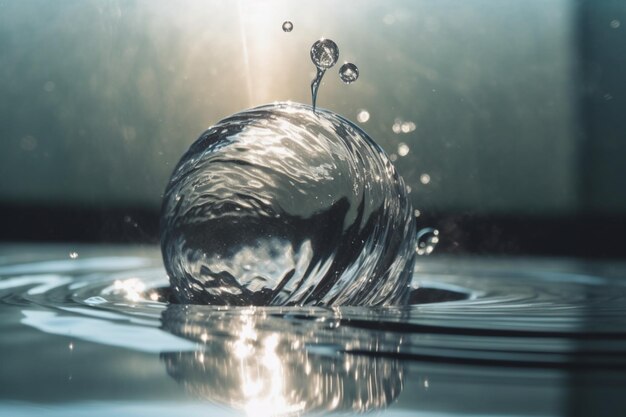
(160, 102, 417, 307)
(3, 248, 626, 370)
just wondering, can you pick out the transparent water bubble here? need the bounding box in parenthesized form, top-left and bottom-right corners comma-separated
(416, 228, 439, 256)
(339, 63, 359, 84)
(161, 102, 417, 306)
(310, 39, 339, 69)
(282, 21, 293, 32)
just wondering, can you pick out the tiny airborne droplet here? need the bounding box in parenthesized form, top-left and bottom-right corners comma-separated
(357, 109, 370, 123)
(339, 63, 359, 84)
(69, 252, 78, 259)
(310, 38, 339, 112)
(282, 21, 293, 32)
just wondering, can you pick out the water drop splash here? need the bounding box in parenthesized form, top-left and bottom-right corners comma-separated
(282, 21, 293, 32)
(161, 102, 417, 306)
(416, 227, 439, 256)
(339, 62, 359, 84)
(310, 39, 339, 112)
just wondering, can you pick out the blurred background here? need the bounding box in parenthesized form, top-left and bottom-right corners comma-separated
(0, 0, 624, 257)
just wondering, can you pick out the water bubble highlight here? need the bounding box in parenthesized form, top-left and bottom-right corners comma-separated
(282, 21, 293, 32)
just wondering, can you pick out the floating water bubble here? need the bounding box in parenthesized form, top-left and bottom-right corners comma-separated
(282, 21, 293, 32)
(416, 228, 439, 256)
(161, 102, 417, 306)
(310, 39, 339, 111)
(610, 19, 621, 29)
(339, 63, 359, 84)
(420, 173, 431, 185)
(397, 143, 409, 157)
(69, 252, 78, 259)
(356, 109, 370, 123)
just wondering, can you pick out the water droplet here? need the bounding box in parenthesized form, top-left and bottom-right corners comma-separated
(416, 228, 439, 256)
(610, 19, 621, 29)
(356, 109, 370, 123)
(420, 173, 431, 185)
(414, 209, 421, 217)
(161, 102, 417, 306)
(282, 21, 293, 32)
(397, 143, 409, 157)
(339, 62, 359, 84)
(310, 39, 339, 111)
(311, 39, 339, 69)
(69, 252, 78, 259)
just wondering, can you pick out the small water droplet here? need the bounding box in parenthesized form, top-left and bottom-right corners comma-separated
(416, 228, 439, 256)
(69, 252, 78, 259)
(339, 62, 359, 84)
(397, 143, 409, 157)
(311, 39, 339, 69)
(282, 21, 293, 32)
(310, 39, 339, 111)
(610, 19, 621, 29)
(357, 109, 370, 123)
(414, 209, 421, 217)
(420, 173, 431, 185)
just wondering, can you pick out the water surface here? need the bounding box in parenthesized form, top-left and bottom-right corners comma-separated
(2, 244, 626, 416)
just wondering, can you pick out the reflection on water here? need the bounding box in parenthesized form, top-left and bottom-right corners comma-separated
(3, 246, 626, 416)
(162, 305, 403, 415)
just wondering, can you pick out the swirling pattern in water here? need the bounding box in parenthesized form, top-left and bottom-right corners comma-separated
(160, 102, 417, 306)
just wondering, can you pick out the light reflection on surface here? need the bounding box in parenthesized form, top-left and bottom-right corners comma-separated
(161, 305, 403, 416)
(111, 278, 146, 302)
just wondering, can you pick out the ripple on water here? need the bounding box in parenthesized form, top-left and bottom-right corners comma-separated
(3, 251, 626, 368)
